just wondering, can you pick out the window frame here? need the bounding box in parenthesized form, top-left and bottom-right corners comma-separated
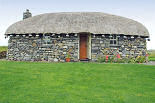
(110, 35, 118, 46)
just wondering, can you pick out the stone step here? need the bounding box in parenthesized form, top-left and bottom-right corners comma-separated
(80, 58, 90, 62)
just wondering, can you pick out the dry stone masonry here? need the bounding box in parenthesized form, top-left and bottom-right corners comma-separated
(7, 34, 147, 62)
(7, 34, 79, 62)
(91, 34, 147, 61)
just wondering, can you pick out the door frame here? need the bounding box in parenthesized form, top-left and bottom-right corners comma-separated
(78, 33, 91, 60)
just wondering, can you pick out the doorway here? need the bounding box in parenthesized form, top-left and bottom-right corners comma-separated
(79, 33, 91, 60)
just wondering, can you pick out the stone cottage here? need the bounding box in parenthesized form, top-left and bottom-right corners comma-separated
(5, 11, 150, 62)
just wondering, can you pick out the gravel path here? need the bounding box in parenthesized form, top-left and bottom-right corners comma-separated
(0, 59, 155, 65)
(144, 61, 155, 65)
(0, 59, 6, 61)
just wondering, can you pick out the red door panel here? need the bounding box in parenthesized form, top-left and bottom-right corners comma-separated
(80, 35, 87, 59)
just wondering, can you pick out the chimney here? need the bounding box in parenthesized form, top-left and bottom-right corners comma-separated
(23, 9, 32, 20)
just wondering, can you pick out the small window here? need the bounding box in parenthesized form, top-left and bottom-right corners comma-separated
(110, 35, 117, 46)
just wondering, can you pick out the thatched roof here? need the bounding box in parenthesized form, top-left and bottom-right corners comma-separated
(5, 12, 149, 36)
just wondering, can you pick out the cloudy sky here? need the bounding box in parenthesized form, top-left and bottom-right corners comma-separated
(0, 0, 154, 49)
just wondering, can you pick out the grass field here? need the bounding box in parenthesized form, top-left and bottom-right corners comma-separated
(148, 50, 155, 61)
(0, 61, 155, 103)
(0, 46, 7, 52)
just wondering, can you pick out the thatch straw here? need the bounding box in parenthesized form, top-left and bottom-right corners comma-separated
(5, 12, 149, 36)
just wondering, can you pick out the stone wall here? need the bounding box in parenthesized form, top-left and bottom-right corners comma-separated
(91, 35, 147, 61)
(7, 34, 147, 62)
(7, 34, 79, 62)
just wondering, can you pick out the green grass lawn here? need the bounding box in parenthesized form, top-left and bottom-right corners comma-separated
(0, 61, 155, 103)
(149, 53, 155, 61)
(0, 46, 7, 52)
(148, 50, 155, 61)
(149, 57, 155, 61)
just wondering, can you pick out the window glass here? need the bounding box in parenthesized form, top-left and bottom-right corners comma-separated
(110, 35, 117, 46)
(110, 40, 113, 44)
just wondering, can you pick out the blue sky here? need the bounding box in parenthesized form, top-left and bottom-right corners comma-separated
(0, 0, 155, 49)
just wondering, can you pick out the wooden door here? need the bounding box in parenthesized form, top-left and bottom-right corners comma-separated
(80, 35, 87, 59)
